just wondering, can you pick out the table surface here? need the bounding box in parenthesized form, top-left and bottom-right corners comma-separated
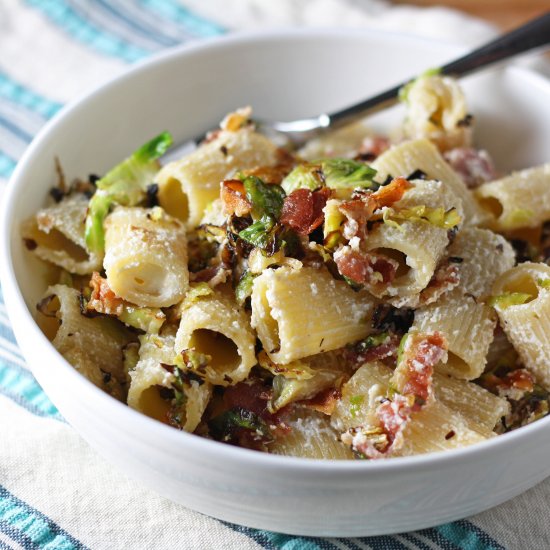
(394, 0, 548, 30)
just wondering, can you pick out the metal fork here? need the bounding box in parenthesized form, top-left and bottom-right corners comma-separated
(172, 11, 550, 157)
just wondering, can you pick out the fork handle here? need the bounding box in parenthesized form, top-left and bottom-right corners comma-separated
(325, 11, 550, 131)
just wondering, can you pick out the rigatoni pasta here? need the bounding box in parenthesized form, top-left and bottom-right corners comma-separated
(413, 290, 497, 380)
(491, 263, 550, 389)
(371, 138, 487, 225)
(39, 284, 134, 401)
(175, 288, 257, 386)
(156, 126, 280, 227)
(251, 265, 376, 364)
(25, 77, 550, 460)
(475, 164, 550, 230)
(22, 194, 102, 274)
(128, 329, 212, 432)
(104, 206, 188, 308)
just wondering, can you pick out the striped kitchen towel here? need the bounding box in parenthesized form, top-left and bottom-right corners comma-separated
(1, 1, 549, 548)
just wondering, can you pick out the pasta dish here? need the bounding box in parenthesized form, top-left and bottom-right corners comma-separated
(22, 73, 550, 459)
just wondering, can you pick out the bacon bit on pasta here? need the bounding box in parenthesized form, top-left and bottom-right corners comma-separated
(375, 395, 411, 446)
(396, 331, 447, 406)
(189, 265, 230, 288)
(219, 379, 292, 445)
(483, 368, 535, 397)
(344, 332, 401, 366)
(443, 147, 496, 189)
(418, 261, 460, 306)
(347, 332, 447, 459)
(339, 177, 411, 240)
(354, 136, 391, 162)
(224, 379, 272, 416)
(301, 387, 342, 415)
(87, 272, 124, 316)
(334, 246, 398, 286)
(371, 177, 410, 209)
(339, 197, 375, 240)
(505, 369, 535, 392)
(220, 179, 251, 217)
(280, 187, 332, 235)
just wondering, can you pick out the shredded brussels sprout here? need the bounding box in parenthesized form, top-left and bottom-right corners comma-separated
(84, 132, 173, 254)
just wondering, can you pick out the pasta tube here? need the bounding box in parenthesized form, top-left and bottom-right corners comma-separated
(268, 409, 354, 459)
(128, 330, 212, 432)
(156, 128, 279, 227)
(332, 362, 488, 456)
(363, 220, 449, 305)
(413, 289, 497, 380)
(22, 194, 102, 274)
(433, 374, 509, 436)
(491, 263, 550, 389)
(38, 284, 133, 401)
(251, 266, 376, 364)
(104, 206, 188, 308)
(447, 227, 515, 300)
(475, 163, 550, 230)
(372, 139, 487, 225)
(175, 289, 256, 386)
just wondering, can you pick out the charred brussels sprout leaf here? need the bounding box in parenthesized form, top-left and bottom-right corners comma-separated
(209, 407, 271, 441)
(235, 270, 258, 306)
(84, 132, 173, 254)
(321, 158, 378, 190)
(241, 175, 286, 220)
(238, 214, 282, 254)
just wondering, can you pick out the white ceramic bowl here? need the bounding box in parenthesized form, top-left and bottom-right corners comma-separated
(2, 29, 550, 537)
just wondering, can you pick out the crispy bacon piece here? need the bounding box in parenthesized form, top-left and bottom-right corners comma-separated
(354, 136, 391, 162)
(339, 177, 410, 240)
(344, 332, 401, 367)
(224, 380, 271, 416)
(87, 272, 124, 315)
(397, 332, 447, 405)
(505, 369, 535, 392)
(301, 388, 342, 415)
(349, 332, 448, 459)
(376, 395, 410, 446)
(334, 246, 398, 286)
(444, 147, 496, 189)
(418, 261, 460, 306)
(280, 187, 332, 235)
(339, 197, 375, 240)
(222, 379, 292, 439)
(372, 177, 410, 209)
(221, 179, 251, 217)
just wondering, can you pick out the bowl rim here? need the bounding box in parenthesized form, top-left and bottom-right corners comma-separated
(2, 27, 550, 476)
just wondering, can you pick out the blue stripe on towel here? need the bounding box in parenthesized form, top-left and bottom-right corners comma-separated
(86, 0, 179, 48)
(0, 151, 16, 179)
(0, 114, 35, 144)
(138, 0, 225, 37)
(400, 532, 437, 550)
(0, 361, 62, 421)
(0, 316, 18, 347)
(0, 518, 36, 549)
(0, 72, 62, 120)
(24, 0, 150, 63)
(0, 485, 87, 549)
(437, 521, 504, 550)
